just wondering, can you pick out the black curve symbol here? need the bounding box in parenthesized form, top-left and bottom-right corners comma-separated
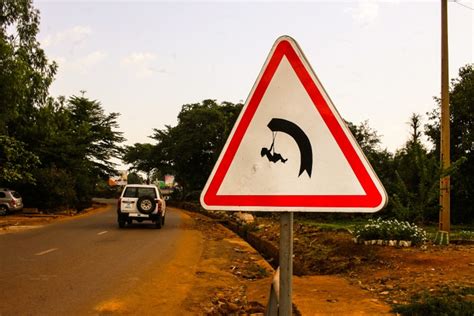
(266, 118, 313, 177)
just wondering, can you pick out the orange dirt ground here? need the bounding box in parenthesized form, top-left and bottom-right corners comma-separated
(253, 217, 474, 312)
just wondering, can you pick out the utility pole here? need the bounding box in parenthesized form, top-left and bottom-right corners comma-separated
(436, 0, 451, 245)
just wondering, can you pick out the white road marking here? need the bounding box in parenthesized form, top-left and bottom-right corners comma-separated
(35, 248, 58, 256)
(97, 231, 108, 235)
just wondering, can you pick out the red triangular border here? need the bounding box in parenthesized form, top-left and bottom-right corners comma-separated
(202, 37, 385, 210)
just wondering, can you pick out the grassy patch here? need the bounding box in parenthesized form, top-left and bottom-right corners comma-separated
(392, 287, 474, 316)
(297, 219, 472, 241)
(295, 219, 367, 232)
(423, 225, 474, 241)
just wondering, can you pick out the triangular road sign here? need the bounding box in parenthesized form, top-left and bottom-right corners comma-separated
(201, 36, 387, 212)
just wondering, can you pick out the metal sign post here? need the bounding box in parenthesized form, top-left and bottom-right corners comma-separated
(279, 212, 293, 315)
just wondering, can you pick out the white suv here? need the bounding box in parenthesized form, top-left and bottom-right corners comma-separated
(117, 184, 167, 229)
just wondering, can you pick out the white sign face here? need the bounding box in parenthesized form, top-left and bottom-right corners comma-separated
(201, 36, 387, 212)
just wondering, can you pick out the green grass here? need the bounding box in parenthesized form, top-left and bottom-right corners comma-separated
(295, 218, 367, 232)
(422, 224, 474, 241)
(392, 287, 474, 316)
(296, 218, 472, 240)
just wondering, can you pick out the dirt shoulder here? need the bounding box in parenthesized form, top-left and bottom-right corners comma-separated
(252, 217, 474, 310)
(176, 210, 273, 314)
(0, 202, 109, 235)
(173, 205, 473, 314)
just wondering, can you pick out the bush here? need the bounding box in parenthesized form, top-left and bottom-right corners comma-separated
(94, 180, 121, 198)
(392, 287, 474, 316)
(19, 167, 76, 211)
(353, 218, 427, 244)
(458, 230, 474, 241)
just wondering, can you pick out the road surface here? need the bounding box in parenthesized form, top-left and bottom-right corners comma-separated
(0, 200, 203, 315)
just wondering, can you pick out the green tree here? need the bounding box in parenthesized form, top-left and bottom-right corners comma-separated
(391, 114, 439, 222)
(29, 167, 76, 211)
(18, 95, 124, 210)
(426, 64, 473, 224)
(151, 99, 243, 195)
(66, 95, 124, 177)
(0, 0, 56, 187)
(0, 0, 57, 134)
(123, 143, 156, 182)
(1, 2, 125, 211)
(127, 172, 144, 185)
(346, 120, 395, 210)
(0, 135, 39, 184)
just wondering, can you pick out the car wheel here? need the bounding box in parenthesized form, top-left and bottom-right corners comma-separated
(137, 196, 156, 214)
(118, 215, 126, 228)
(155, 218, 162, 229)
(0, 205, 7, 216)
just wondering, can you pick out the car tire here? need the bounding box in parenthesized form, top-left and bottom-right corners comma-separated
(118, 215, 126, 228)
(0, 205, 7, 216)
(137, 196, 156, 214)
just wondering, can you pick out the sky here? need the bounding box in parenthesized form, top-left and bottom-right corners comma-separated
(35, 0, 473, 156)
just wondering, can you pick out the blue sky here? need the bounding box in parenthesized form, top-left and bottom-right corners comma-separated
(35, 0, 472, 154)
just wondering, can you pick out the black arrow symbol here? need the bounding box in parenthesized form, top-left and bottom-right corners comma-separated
(261, 118, 313, 177)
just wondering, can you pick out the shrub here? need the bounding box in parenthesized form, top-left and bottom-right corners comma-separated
(20, 167, 76, 211)
(353, 218, 427, 244)
(392, 287, 474, 316)
(458, 230, 474, 241)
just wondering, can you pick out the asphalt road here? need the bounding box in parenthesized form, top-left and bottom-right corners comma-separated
(0, 200, 188, 315)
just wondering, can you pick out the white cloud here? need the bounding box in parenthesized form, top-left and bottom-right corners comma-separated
(53, 51, 108, 75)
(76, 50, 107, 72)
(122, 52, 156, 65)
(121, 52, 165, 77)
(347, 0, 379, 27)
(42, 25, 92, 49)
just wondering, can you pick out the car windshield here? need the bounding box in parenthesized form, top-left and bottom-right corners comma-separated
(123, 187, 156, 198)
(11, 191, 21, 198)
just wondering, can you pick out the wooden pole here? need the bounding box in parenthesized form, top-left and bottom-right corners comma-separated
(439, 0, 451, 235)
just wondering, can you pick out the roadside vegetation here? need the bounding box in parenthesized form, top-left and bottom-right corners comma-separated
(0, 1, 124, 211)
(392, 286, 474, 316)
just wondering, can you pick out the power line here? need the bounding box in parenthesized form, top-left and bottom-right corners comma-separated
(451, 0, 474, 10)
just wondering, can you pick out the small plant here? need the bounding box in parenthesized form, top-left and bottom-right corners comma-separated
(392, 287, 474, 316)
(353, 218, 427, 245)
(458, 230, 474, 241)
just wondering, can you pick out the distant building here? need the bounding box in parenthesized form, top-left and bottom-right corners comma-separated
(108, 170, 128, 186)
(164, 174, 175, 187)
